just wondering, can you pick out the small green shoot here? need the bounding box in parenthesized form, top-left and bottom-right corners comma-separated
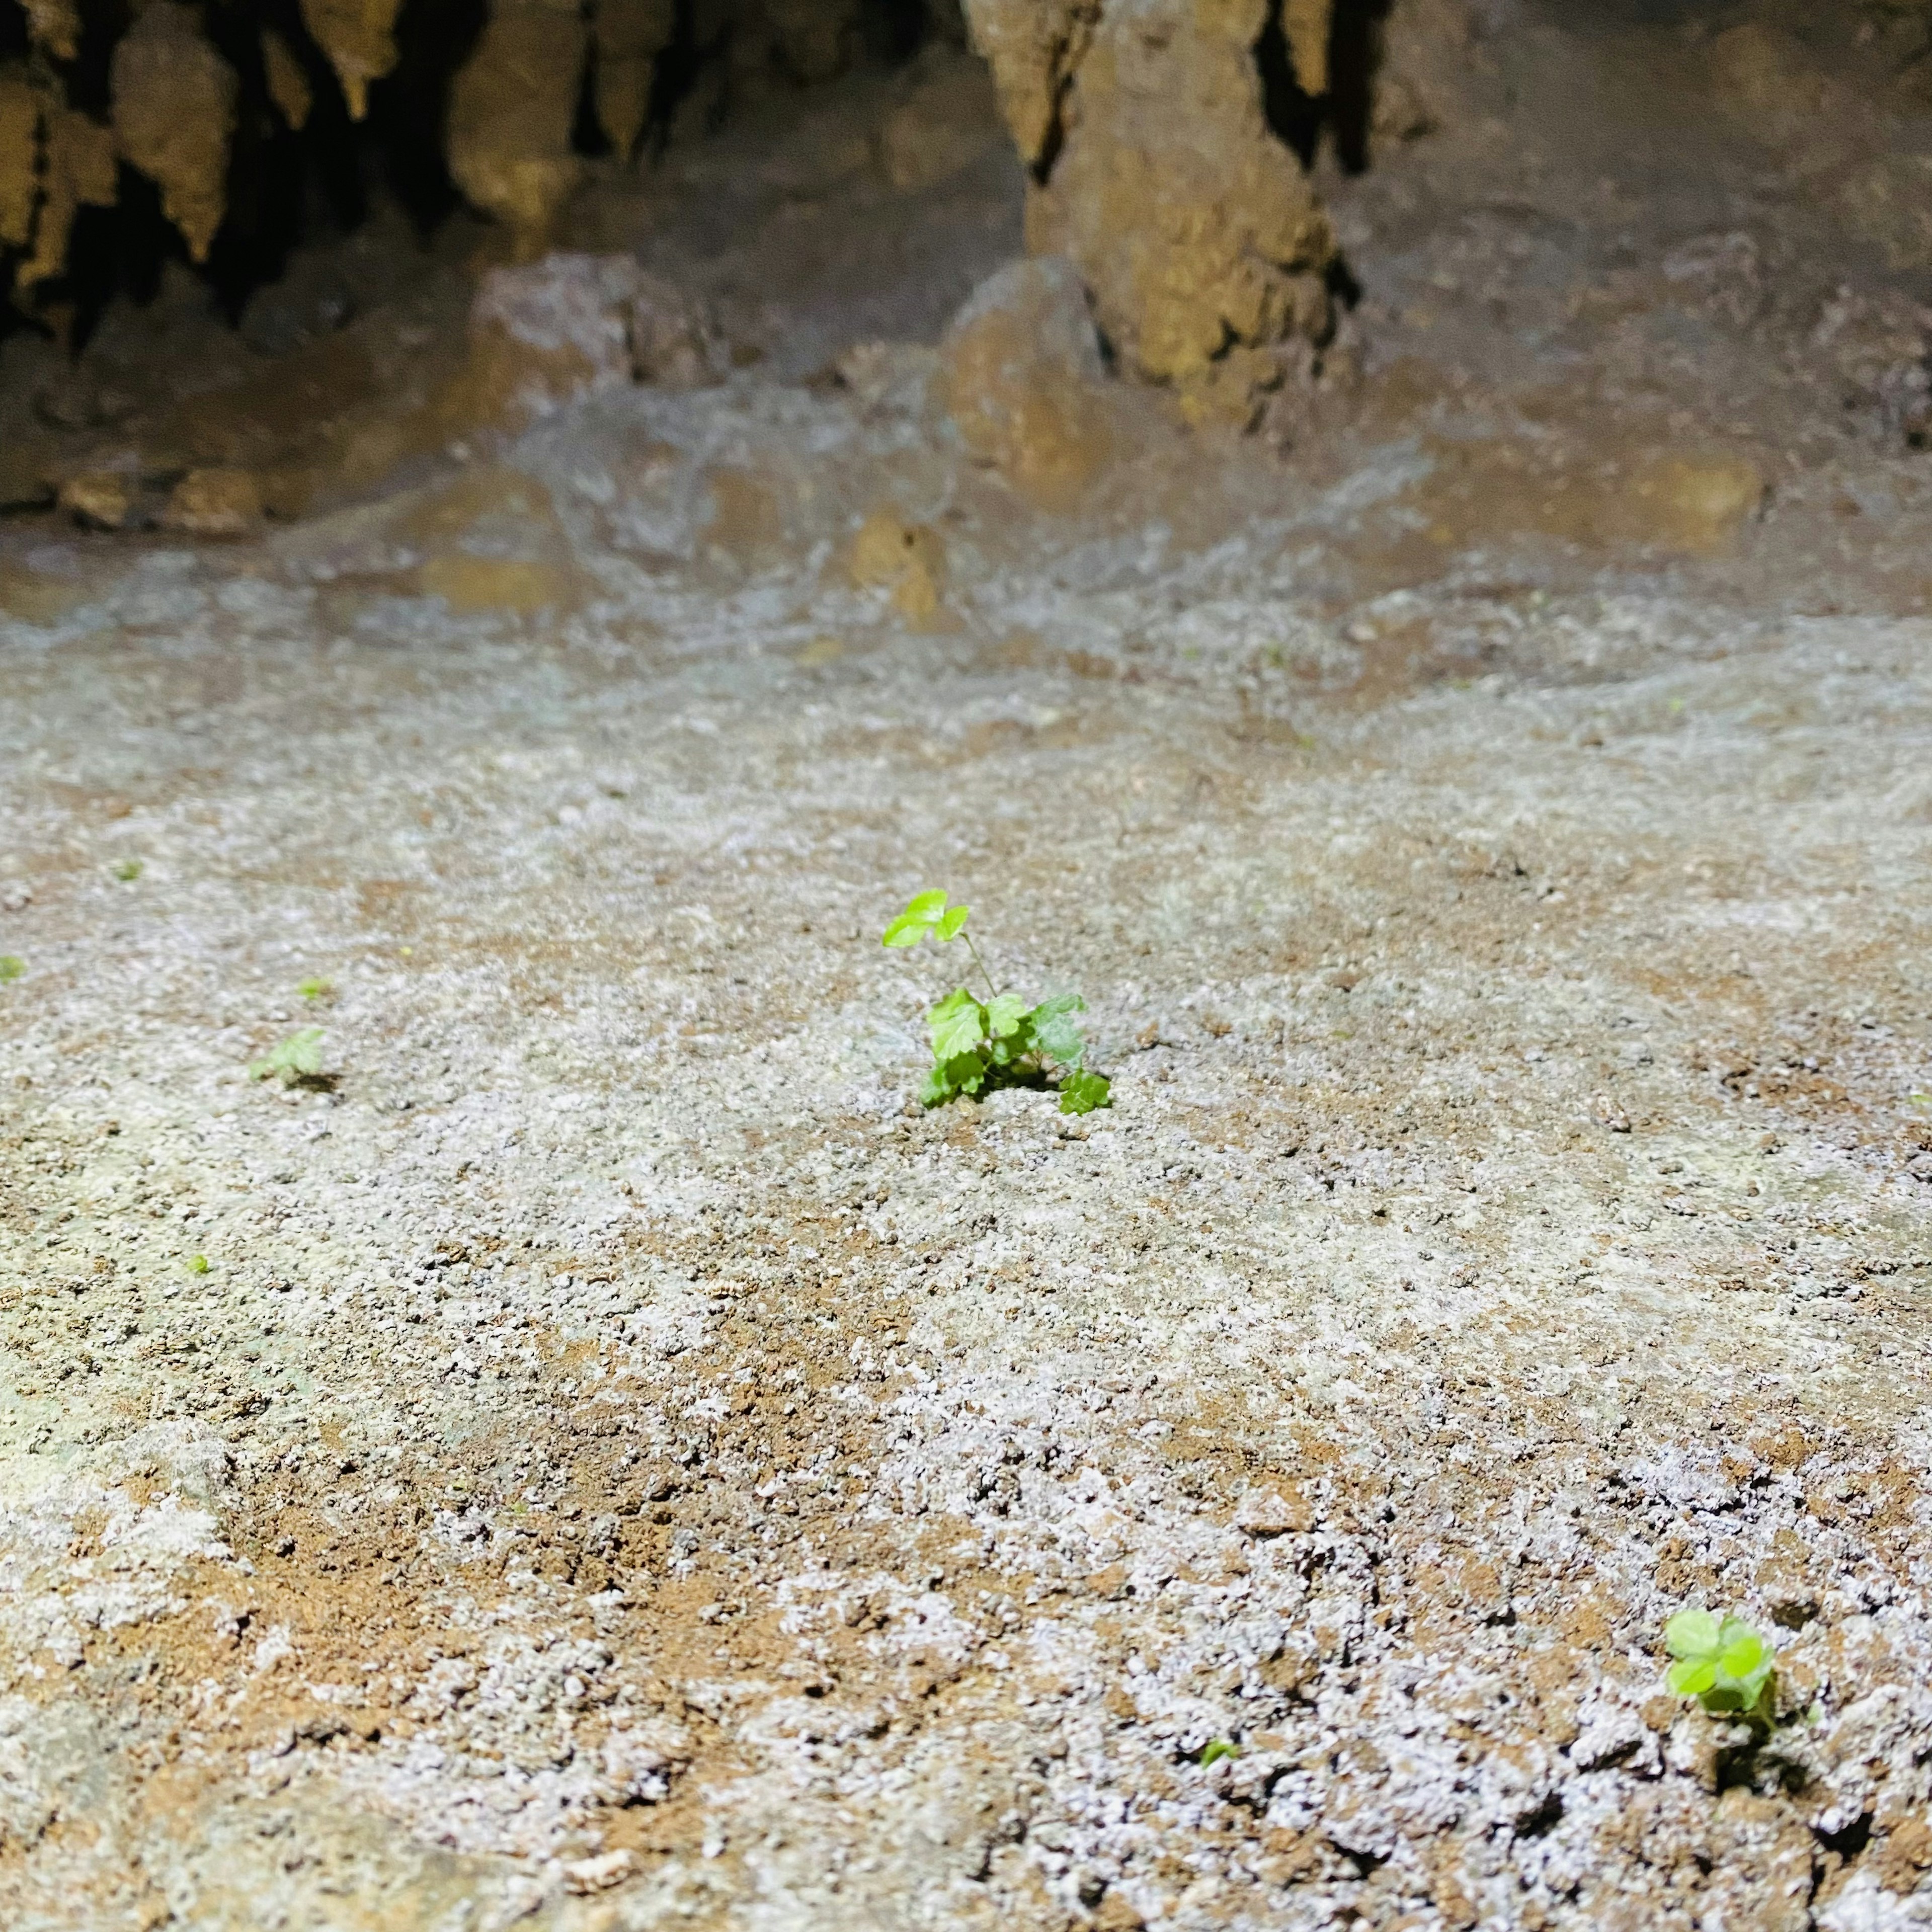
(0, 956, 22, 985)
(1664, 1607, 1775, 1722)
(297, 977, 334, 1002)
(112, 859, 143, 882)
(883, 891, 1109, 1114)
(188, 1254, 211, 1275)
(248, 1027, 326, 1085)
(1198, 1739, 1240, 1768)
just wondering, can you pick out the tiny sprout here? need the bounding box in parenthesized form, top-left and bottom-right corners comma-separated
(113, 859, 143, 882)
(1199, 1740, 1239, 1767)
(1664, 1607, 1775, 1721)
(297, 977, 333, 1002)
(248, 1027, 326, 1085)
(882, 890, 1110, 1115)
(0, 956, 22, 984)
(188, 1255, 211, 1275)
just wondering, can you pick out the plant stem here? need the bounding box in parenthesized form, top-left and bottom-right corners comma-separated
(961, 932, 1000, 1000)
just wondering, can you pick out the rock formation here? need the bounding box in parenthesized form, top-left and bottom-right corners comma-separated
(110, 3, 238, 266)
(961, 0, 1339, 425)
(1, 0, 1366, 434)
(940, 255, 1111, 510)
(447, 0, 590, 250)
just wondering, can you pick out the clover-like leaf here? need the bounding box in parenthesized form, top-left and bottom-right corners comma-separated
(1664, 1608, 1722, 1660)
(1198, 1739, 1240, 1767)
(248, 1026, 326, 1083)
(935, 904, 970, 941)
(0, 955, 23, 985)
(883, 890, 950, 947)
(1059, 1070, 1111, 1115)
(1663, 1606, 1774, 1716)
(1030, 992, 1088, 1067)
(1666, 1655, 1719, 1698)
(927, 989, 988, 1060)
(986, 993, 1031, 1039)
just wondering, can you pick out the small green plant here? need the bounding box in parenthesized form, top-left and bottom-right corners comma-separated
(882, 891, 1109, 1114)
(1664, 1607, 1775, 1722)
(297, 977, 334, 1002)
(1198, 1739, 1240, 1767)
(248, 1027, 326, 1084)
(112, 859, 143, 882)
(0, 956, 22, 985)
(188, 1254, 211, 1275)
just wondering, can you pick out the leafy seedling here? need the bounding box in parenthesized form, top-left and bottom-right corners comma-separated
(1664, 1608, 1775, 1723)
(1198, 1739, 1240, 1767)
(882, 891, 1109, 1114)
(248, 1027, 326, 1085)
(0, 956, 22, 985)
(112, 859, 142, 882)
(188, 1254, 211, 1275)
(297, 977, 334, 1002)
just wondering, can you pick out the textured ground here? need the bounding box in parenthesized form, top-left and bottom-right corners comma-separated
(4, 5, 1932, 1930)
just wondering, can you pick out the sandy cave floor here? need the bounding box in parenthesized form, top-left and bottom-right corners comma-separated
(4, 7, 1932, 1930)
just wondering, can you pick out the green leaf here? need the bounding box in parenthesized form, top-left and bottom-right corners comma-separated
(936, 904, 971, 941)
(921, 1052, 985, 1106)
(1663, 1607, 1774, 1715)
(188, 1254, 211, 1275)
(1717, 1625, 1767, 1680)
(0, 955, 22, 985)
(1199, 1740, 1239, 1767)
(1031, 992, 1088, 1067)
(927, 988, 988, 1060)
(249, 1026, 326, 1083)
(883, 890, 950, 947)
(1664, 1608, 1721, 1660)
(986, 1015, 1036, 1067)
(1059, 1070, 1111, 1115)
(986, 993, 1031, 1039)
(1666, 1656, 1718, 1698)
(113, 859, 143, 882)
(297, 977, 333, 1001)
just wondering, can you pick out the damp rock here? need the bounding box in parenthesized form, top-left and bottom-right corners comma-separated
(849, 508, 946, 624)
(161, 468, 266, 539)
(461, 251, 644, 428)
(877, 49, 1006, 192)
(941, 255, 1111, 511)
(111, 2, 237, 266)
(447, 0, 588, 247)
(964, 0, 1337, 426)
(298, 0, 404, 120)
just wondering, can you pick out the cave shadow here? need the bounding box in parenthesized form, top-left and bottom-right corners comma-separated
(1257, 0, 1395, 175)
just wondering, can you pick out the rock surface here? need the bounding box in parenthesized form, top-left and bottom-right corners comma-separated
(109, 2, 237, 266)
(941, 255, 1112, 510)
(448, 0, 590, 249)
(965, 0, 1336, 422)
(5, 9, 1932, 1928)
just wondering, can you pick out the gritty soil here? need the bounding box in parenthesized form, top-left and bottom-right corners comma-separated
(2, 5, 1931, 1930)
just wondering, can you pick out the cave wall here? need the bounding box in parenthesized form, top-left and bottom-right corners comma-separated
(0, 0, 968, 325)
(1, 0, 1363, 413)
